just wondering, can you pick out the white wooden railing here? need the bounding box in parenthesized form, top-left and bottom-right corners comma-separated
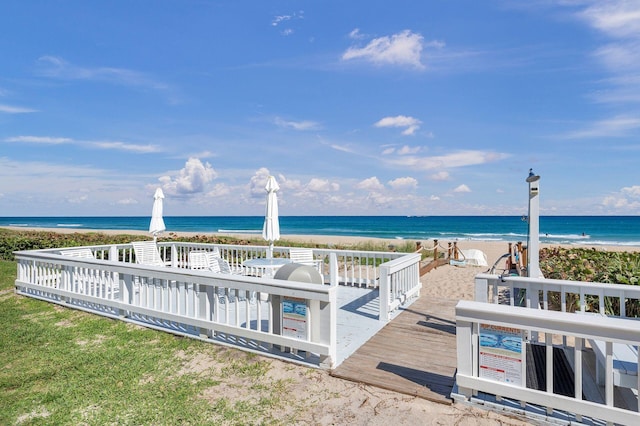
(455, 274, 640, 424)
(475, 273, 640, 317)
(379, 253, 422, 321)
(160, 242, 418, 319)
(15, 249, 338, 368)
(161, 243, 406, 288)
(13, 242, 421, 367)
(455, 300, 640, 425)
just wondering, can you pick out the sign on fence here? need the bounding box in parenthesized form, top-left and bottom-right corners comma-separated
(479, 323, 523, 386)
(282, 297, 308, 340)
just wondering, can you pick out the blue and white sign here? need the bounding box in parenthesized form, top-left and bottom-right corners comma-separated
(282, 297, 307, 340)
(479, 324, 523, 386)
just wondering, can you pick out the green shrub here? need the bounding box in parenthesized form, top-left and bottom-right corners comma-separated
(540, 247, 640, 316)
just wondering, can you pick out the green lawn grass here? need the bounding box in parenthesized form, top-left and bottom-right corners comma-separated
(0, 259, 304, 425)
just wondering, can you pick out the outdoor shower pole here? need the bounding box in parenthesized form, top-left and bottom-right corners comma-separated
(526, 169, 544, 278)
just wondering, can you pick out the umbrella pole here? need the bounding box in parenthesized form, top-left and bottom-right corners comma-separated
(268, 242, 273, 259)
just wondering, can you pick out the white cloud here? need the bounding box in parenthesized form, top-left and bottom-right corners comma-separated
(0, 104, 38, 114)
(622, 185, 640, 196)
(374, 115, 422, 135)
(159, 157, 217, 195)
(602, 195, 640, 210)
(430, 195, 441, 201)
(356, 177, 385, 191)
(271, 11, 304, 27)
(278, 174, 304, 192)
(388, 150, 510, 170)
(249, 168, 272, 197)
(67, 195, 89, 204)
(37, 55, 169, 90)
(594, 42, 640, 71)
(271, 11, 303, 36)
(388, 177, 418, 189)
(572, 2, 640, 106)
(117, 198, 138, 205)
(381, 147, 395, 155)
(366, 191, 396, 206)
(307, 178, 339, 192)
(590, 75, 640, 103)
(349, 28, 366, 40)
(342, 30, 431, 70)
(397, 145, 421, 154)
(579, 2, 640, 39)
(188, 150, 216, 159)
(92, 141, 162, 153)
(604, 184, 640, 211)
(330, 144, 356, 153)
(5, 136, 72, 144)
(274, 117, 321, 131)
(559, 115, 640, 138)
(454, 184, 471, 193)
(429, 171, 450, 181)
(206, 183, 231, 198)
(5, 135, 162, 153)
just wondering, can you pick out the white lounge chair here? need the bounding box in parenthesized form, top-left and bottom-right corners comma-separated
(131, 241, 166, 267)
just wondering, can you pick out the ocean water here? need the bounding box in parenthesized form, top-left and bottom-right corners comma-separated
(1, 216, 639, 247)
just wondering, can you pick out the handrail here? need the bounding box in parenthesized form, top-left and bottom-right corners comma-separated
(455, 300, 640, 425)
(14, 250, 337, 367)
(379, 253, 421, 321)
(475, 273, 640, 317)
(13, 242, 421, 368)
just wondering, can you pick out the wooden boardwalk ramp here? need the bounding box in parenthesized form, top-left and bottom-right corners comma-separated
(331, 295, 458, 405)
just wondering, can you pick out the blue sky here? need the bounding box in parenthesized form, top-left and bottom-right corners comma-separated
(1, 1, 639, 217)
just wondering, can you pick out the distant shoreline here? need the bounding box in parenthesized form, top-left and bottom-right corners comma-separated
(2, 215, 640, 246)
(1, 225, 407, 245)
(3, 226, 637, 269)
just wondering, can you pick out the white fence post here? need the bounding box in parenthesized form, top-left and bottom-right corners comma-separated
(329, 253, 338, 287)
(197, 281, 210, 338)
(455, 317, 474, 399)
(109, 245, 118, 262)
(474, 276, 488, 303)
(379, 264, 390, 322)
(120, 273, 132, 318)
(170, 244, 178, 268)
(318, 287, 337, 369)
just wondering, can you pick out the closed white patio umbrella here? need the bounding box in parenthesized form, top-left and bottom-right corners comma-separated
(262, 176, 280, 258)
(149, 188, 166, 242)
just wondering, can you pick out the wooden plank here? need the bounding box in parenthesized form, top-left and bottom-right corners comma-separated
(331, 295, 458, 405)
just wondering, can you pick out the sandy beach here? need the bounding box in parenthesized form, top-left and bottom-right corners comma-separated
(5, 226, 638, 424)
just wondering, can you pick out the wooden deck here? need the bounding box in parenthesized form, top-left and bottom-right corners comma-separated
(331, 293, 458, 405)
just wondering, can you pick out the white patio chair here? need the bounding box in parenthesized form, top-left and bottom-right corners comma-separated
(209, 246, 221, 259)
(60, 248, 99, 295)
(131, 241, 166, 267)
(288, 248, 323, 272)
(189, 251, 222, 273)
(60, 248, 95, 258)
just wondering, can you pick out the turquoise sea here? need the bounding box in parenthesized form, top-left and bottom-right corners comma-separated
(1, 216, 639, 247)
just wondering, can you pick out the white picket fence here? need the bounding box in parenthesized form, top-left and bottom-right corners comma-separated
(13, 242, 421, 368)
(453, 274, 640, 425)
